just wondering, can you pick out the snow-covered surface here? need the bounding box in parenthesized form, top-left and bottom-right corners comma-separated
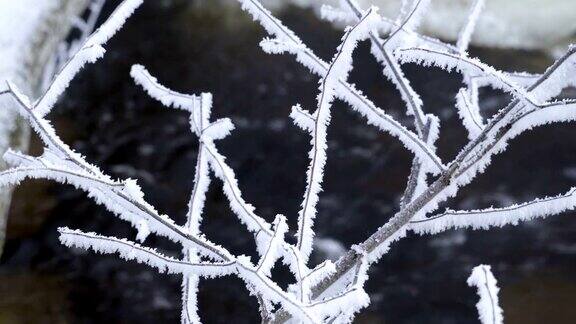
(0, 0, 59, 84)
(0, 0, 58, 150)
(263, 0, 576, 50)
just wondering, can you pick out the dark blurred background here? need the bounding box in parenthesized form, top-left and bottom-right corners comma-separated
(1, 0, 576, 323)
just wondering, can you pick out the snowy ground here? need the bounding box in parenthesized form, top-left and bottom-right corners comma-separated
(0, 0, 58, 86)
(0, 0, 58, 148)
(262, 0, 576, 51)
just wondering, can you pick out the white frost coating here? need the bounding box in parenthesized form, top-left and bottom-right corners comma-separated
(181, 87, 212, 324)
(345, 0, 440, 197)
(130, 65, 313, 280)
(379, 46, 425, 128)
(202, 139, 271, 233)
(58, 227, 236, 277)
(85, 0, 143, 47)
(452, 100, 576, 197)
(6, 81, 109, 177)
(303, 260, 336, 289)
(312, 286, 370, 323)
(456, 0, 484, 53)
(237, 0, 303, 44)
(467, 265, 504, 324)
(299, 256, 364, 322)
(528, 47, 576, 103)
(407, 115, 440, 206)
(396, 47, 538, 107)
(290, 104, 315, 133)
(456, 87, 484, 140)
(319, 257, 371, 323)
(384, 0, 431, 51)
(132, 70, 274, 239)
(130, 64, 362, 321)
(320, 4, 459, 54)
(410, 187, 576, 235)
(33, 45, 106, 116)
(131, 70, 265, 232)
(202, 118, 235, 140)
(130, 64, 197, 111)
(336, 78, 445, 174)
(391, 0, 430, 35)
(136, 219, 150, 242)
(346, 1, 442, 200)
(468, 72, 541, 92)
(341, 0, 441, 215)
(235, 256, 321, 323)
(320, 4, 356, 24)
(4, 74, 336, 324)
(296, 8, 379, 263)
(256, 215, 288, 276)
(0, 148, 233, 261)
(5, 81, 33, 108)
(33, 0, 144, 117)
(365, 225, 409, 264)
(123, 178, 146, 205)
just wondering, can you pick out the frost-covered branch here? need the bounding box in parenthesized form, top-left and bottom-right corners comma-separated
(59, 227, 237, 276)
(468, 265, 504, 324)
(410, 187, 576, 235)
(295, 7, 379, 263)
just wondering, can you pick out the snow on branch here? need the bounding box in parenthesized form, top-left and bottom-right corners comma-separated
(467, 265, 504, 324)
(410, 187, 576, 235)
(131, 64, 198, 111)
(59, 227, 236, 277)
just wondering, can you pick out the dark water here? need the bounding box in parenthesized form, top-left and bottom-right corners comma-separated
(1, 1, 576, 323)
